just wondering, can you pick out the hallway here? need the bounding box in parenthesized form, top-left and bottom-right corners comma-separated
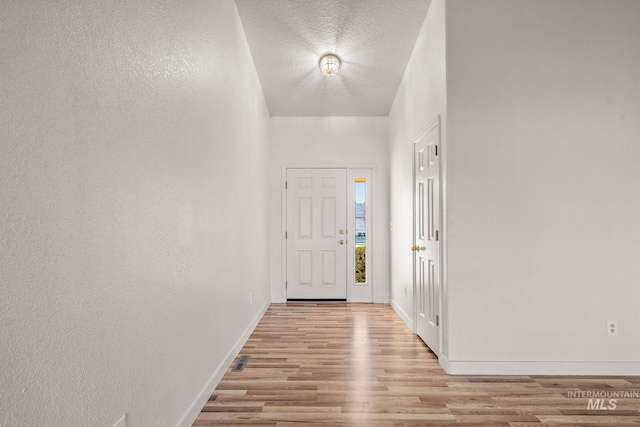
(192, 304, 640, 426)
(3, 1, 640, 425)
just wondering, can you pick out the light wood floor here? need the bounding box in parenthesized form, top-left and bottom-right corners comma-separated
(192, 303, 640, 426)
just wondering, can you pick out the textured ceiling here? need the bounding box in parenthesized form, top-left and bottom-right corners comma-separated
(235, 0, 432, 116)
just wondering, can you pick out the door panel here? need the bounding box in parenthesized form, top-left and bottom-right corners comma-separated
(298, 251, 312, 285)
(287, 169, 347, 299)
(414, 121, 440, 355)
(322, 198, 336, 237)
(298, 198, 312, 237)
(321, 251, 335, 284)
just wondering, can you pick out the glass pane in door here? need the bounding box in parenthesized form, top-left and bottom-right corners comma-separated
(355, 178, 366, 283)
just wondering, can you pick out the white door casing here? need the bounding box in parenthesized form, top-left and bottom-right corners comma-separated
(414, 118, 441, 355)
(286, 168, 347, 299)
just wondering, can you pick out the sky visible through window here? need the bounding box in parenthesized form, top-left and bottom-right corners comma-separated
(355, 183, 365, 204)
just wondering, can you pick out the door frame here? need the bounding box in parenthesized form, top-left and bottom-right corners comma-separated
(412, 117, 446, 356)
(281, 164, 377, 303)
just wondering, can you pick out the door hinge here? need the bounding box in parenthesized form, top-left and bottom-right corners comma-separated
(285, 231, 287, 239)
(285, 181, 287, 189)
(436, 315, 439, 326)
(436, 230, 439, 241)
(285, 281, 288, 289)
(435, 145, 439, 156)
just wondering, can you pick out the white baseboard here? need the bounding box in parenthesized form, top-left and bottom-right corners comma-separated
(373, 294, 389, 304)
(445, 360, 640, 376)
(271, 293, 284, 303)
(439, 352, 450, 373)
(389, 297, 413, 332)
(177, 299, 270, 427)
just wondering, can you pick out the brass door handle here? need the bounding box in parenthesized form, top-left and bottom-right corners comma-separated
(340, 240, 345, 245)
(411, 246, 421, 252)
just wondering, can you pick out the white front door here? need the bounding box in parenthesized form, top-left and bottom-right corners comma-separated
(286, 168, 347, 300)
(414, 120, 441, 355)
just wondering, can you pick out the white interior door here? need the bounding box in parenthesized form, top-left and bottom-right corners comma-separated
(286, 168, 347, 300)
(414, 121, 440, 355)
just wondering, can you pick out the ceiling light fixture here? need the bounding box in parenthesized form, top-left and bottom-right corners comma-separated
(319, 54, 340, 76)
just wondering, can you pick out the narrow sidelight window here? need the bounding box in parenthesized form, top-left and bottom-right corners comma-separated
(355, 178, 366, 283)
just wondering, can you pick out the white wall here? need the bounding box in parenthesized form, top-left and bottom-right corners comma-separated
(0, 1, 271, 426)
(269, 117, 389, 303)
(445, 0, 640, 374)
(388, 0, 447, 343)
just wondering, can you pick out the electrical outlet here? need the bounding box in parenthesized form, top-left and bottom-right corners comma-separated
(113, 415, 126, 427)
(250, 291, 253, 304)
(607, 320, 617, 336)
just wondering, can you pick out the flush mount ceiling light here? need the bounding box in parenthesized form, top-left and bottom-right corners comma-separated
(319, 54, 340, 76)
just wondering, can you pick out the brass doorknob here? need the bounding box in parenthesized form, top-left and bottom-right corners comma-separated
(411, 246, 421, 252)
(339, 240, 345, 245)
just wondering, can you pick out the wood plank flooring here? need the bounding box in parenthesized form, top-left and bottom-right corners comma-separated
(192, 303, 640, 426)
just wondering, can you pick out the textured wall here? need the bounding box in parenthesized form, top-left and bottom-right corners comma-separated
(0, 1, 270, 426)
(446, 0, 640, 374)
(268, 117, 390, 303)
(388, 0, 447, 347)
